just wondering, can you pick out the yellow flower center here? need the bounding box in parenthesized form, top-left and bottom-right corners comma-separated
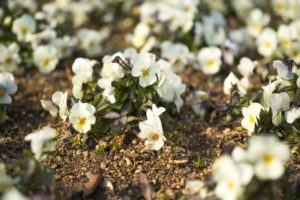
(184, 6, 191, 12)
(264, 42, 272, 49)
(5, 57, 12, 64)
(252, 23, 260, 31)
(207, 60, 215, 67)
(78, 117, 86, 127)
(228, 182, 235, 189)
(282, 40, 290, 47)
(142, 69, 149, 77)
(172, 58, 181, 66)
(87, 41, 95, 48)
(292, 51, 299, 57)
(249, 116, 255, 124)
(21, 27, 28, 35)
(151, 133, 159, 140)
(276, 3, 285, 11)
(0, 89, 5, 96)
(43, 59, 50, 67)
(264, 154, 274, 164)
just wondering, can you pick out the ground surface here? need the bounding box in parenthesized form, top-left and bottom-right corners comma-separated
(0, 63, 299, 200)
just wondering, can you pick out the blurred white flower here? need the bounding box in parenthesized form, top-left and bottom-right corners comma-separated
(0, 43, 21, 72)
(40, 100, 58, 118)
(237, 57, 256, 77)
(138, 104, 166, 151)
(0, 72, 18, 104)
(185, 180, 208, 197)
(52, 36, 75, 59)
(285, 107, 300, 123)
(24, 126, 57, 161)
(52, 91, 69, 121)
(270, 92, 290, 126)
(223, 72, 248, 96)
(241, 102, 262, 133)
(33, 45, 59, 74)
(68, 2, 93, 27)
(12, 14, 36, 42)
(246, 9, 270, 38)
(247, 135, 290, 180)
(186, 90, 209, 117)
(197, 46, 222, 75)
(78, 29, 102, 57)
(97, 78, 116, 104)
(69, 102, 96, 133)
(0, 163, 18, 190)
(277, 24, 297, 50)
(273, 60, 293, 80)
(256, 28, 277, 57)
(131, 22, 150, 48)
(2, 187, 29, 200)
(72, 57, 96, 75)
(132, 52, 160, 87)
(262, 80, 279, 110)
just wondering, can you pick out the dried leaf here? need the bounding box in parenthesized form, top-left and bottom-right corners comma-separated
(83, 172, 102, 198)
(138, 173, 155, 200)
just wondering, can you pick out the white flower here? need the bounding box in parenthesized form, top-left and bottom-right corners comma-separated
(0, 72, 18, 104)
(270, 92, 290, 126)
(24, 126, 57, 161)
(2, 187, 29, 200)
(185, 180, 207, 197)
(223, 72, 247, 96)
(69, 102, 96, 133)
(246, 9, 270, 38)
(138, 104, 166, 151)
(247, 135, 290, 180)
(52, 36, 75, 59)
(213, 155, 253, 200)
(52, 91, 68, 121)
(241, 102, 262, 133)
(273, 60, 293, 80)
(131, 22, 150, 48)
(40, 100, 58, 118)
(131, 52, 160, 87)
(0, 43, 21, 72)
(186, 90, 209, 117)
(197, 46, 222, 75)
(12, 14, 36, 42)
(78, 29, 102, 57)
(262, 80, 279, 109)
(72, 57, 96, 76)
(237, 57, 256, 77)
(256, 28, 277, 57)
(33, 45, 59, 74)
(285, 107, 300, 123)
(277, 24, 297, 50)
(97, 78, 116, 104)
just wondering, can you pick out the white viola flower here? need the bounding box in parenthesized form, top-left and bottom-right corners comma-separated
(131, 22, 150, 48)
(101, 62, 124, 81)
(262, 80, 279, 109)
(12, 14, 36, 42)
(232, 146, 248, 163)
(273, 60, 293, 80)
(30, 29, 57, 49)
(256, 28, 277, 57)
(72, 73, 93, 100)
(247, 135, 290, 180)
(288, 42, 300, 64)
(0, 72, 18, 104)
(52, 36, 75, 59)
(138, 104, 166, 151)
(69, 102, 96, 133)
(186, 90, 209, 117)
(173, 77, 186, 112)
(72, 57, 97, 76)
(33, 45, 59, 74)
(68, 2, 93, 27)
(213, 155, 253, 200)
(223, 72, 247, 96)
(97, 78, 116, 104)
(237, 57, 256, 77)
(52, 91, 68, 121)
(40, 100, 58, 117)
(160, 41, 194, 72)
(78, 29, 102, 57)
(0, 43, 21, 72)
(185, 180, 207, 197)
(277, 24, 297, 50)
(2, 187, 29, 200)
(241, 102, 262, 133)
(197, 46, 222, 75)
(24, 126, 57, 161)
(285, 107, 300, 124)
(246, 9, 270, 38)
(270, 92, 290, 126)
(131, 52, 160, 88)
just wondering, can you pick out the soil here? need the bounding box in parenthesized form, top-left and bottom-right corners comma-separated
(0, 62, 299, 200)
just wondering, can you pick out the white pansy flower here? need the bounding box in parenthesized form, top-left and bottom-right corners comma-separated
(223, 72, 247, 96)
(97, 78, 116, 104)
(277, 24, 297, 50)
(185, 180, 207, 197)
(12, 14, 36, 42)
(0, 43, 21, 72)
(247, 135, 290, 180)
(270, 92, 290, 126)
(78, 29, 102, 57)
(2, 187, 29, 200)
(69, 102, 96, 133)
(72, 57, 96, 75)
(24, 126, 57, 161)
(138, 104, 166, 151)
(197, 46, 222, 75)
(52, 91, 68, 121)
(273, 60, 293, 80)
(52, 36, 75, 59)
(237, 57, 256, 77)
(40, 100, 58, 118)
(256, 28, 277, 57)
(131, 52, 160, 88)
(285, 107, 300, 124)
(246, 9, 270, 38)
(241, 102, 262, 133)
(0, 72, 18, 104)
(131, 22, 150, 48)
(262, 80, 279, 109)
(33, 45, 59, 74)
